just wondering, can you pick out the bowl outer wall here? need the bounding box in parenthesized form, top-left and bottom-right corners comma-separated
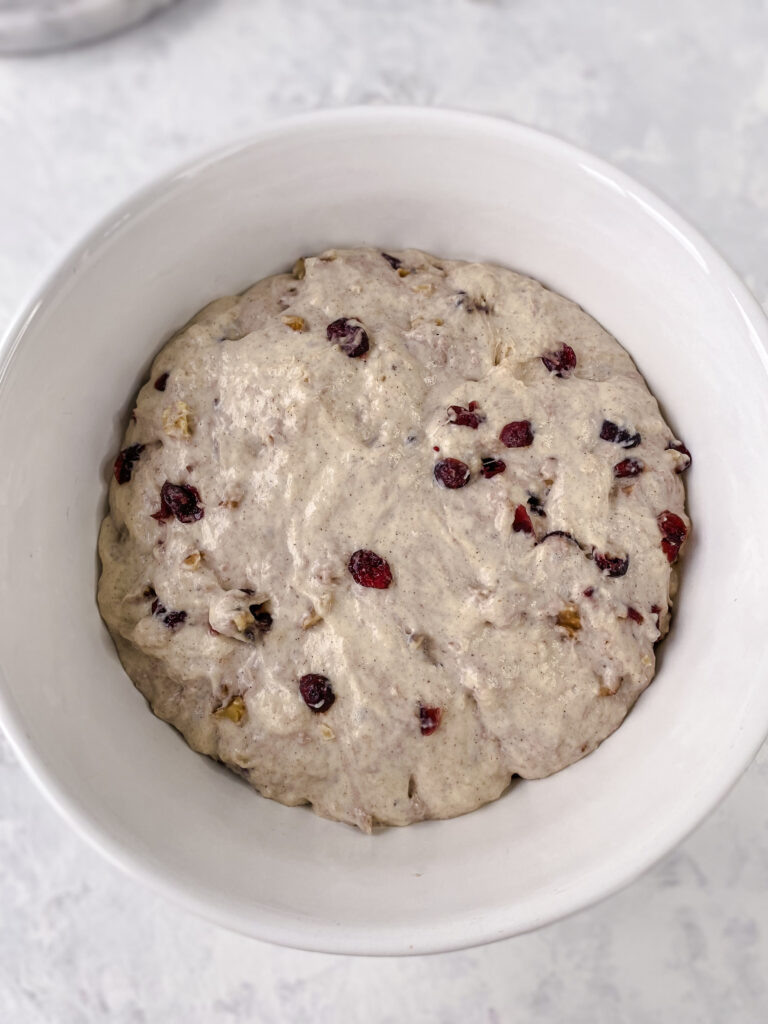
(0, 108, 767, 956)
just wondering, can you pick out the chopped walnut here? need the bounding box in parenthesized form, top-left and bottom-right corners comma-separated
(292, 257, 306, 279)
(218, 482, 244, 510)
(162, 400, 193, 439)
(209, 589, 268, 641)
(214, 695, 246, 723)
(397, 267, 411, 278)
(302, 607, 323, 629)
(556, 605, 581, 635)
(233, 609, 253, 633)
(183, 551, 202, 570)
(282, 315, 306, 332)
(320, 723, 335, 741)
(598, 672, 623, 696)
(301, 590, 333, 629)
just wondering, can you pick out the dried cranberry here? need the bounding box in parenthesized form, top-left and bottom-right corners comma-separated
(434, 458, 471, 489)
(326, 317, 369, 358)
(527, 494, 546, 517)
(480, 457, 506, 479)
(539, 531, 583, 549)
(658, 510, 688, 563)
(154, 372, 169, 391)
(614, 458, 644, 478)
(658, 511, 687, 546)
(541, 344, 577, 377)
(447, 401, 485, 429)
(151, 598, 187, 630)
(348, 549, 393, 589)
(163, 610, 188, 629)
(419, 705, 442, 736)
(299, 674, 335, 713)
(600, 420, 641, 449)
(248, 605, 273, 632)
(583, 587, 595, 598)
(667, 440, 692, 472)
(621, 430, 642, 449)
(513, 504, 534, 535)
(381, 252, 402, 270)
(500, 420, 534, 448)
(593, 550, 630, 577)
(113, 444, 145, 484)
(626, 607, 644, 624)
(152, 481, 204, 523)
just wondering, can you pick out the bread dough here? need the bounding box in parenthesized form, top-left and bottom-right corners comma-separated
(98, 247, 691, 831)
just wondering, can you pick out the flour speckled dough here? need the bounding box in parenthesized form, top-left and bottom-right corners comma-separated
(98, 248, 691, 831)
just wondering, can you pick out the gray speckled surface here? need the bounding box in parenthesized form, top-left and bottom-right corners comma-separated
(1, 1, 767, 1020)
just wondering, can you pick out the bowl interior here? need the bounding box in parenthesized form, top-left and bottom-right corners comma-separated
(1, 109, 767, 955)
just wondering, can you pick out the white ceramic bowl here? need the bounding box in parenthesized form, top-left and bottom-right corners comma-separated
(1, 108, 767, 956)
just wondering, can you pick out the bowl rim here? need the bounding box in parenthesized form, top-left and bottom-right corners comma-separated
(2, 105, 768, 956)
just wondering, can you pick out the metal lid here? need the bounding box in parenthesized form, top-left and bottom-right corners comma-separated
(0, 0, 178, 53)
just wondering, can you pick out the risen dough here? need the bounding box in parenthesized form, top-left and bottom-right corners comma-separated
(98, 248, 690, 831)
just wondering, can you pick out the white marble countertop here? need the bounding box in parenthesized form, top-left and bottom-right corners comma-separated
(1, 1, 767, 1020)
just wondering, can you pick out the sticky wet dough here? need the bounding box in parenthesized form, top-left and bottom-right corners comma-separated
(98, 247, 691, 831)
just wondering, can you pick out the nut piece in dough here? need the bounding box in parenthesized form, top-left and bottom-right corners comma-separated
(556, 605, 582, 635)
(214, 696, 246, 724)
(282, 315, 306, 332)
(162, 400, 193, 438)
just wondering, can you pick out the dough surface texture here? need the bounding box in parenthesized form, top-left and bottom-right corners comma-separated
(98, 247, 690, 831)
